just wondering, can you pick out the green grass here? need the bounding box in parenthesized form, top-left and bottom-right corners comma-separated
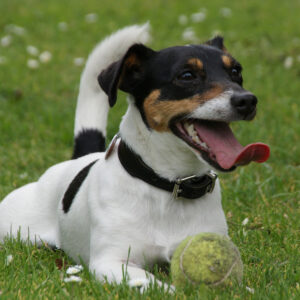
(0, 0, 299, 298)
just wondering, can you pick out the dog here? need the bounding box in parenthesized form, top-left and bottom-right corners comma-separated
(0, 24, 269, 291)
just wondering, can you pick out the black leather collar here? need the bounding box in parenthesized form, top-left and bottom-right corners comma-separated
(117, 139, 218, 199)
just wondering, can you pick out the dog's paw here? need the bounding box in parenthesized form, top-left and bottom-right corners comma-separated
(129, 277, 150, 288)
(128, 277, 175, 293)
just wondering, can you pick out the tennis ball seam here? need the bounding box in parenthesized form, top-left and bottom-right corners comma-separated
(209, 253, 239, 286)
(179, 236, 198, 285)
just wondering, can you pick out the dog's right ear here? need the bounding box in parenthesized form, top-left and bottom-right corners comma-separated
(98, 44, 156, 107)
(204, 36, 227, 52)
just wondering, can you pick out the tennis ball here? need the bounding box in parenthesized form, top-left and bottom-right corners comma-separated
(171, 233, 243, 288)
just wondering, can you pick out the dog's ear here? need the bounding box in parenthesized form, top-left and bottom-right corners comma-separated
(204, 36, 226, 51)
(98, 44, 156, 107)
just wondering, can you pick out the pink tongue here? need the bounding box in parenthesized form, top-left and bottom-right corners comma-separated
(194, 122, 270, 170)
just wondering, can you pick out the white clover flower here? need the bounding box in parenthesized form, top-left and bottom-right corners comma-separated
(5, 24, 26, 36)
(211, 29, 223, 37)
(182, 27, 198, 43)
(191, 12, 206, 23)
(246, 286, 255, 294)
(85, 13, 98, 23)
(58, 22, 68, 32)
(39, 51, 52, 63)
(220, 7, 232, 18)
(27, 45, 39, 56)
(0, 56, 7, 64)
(64, 275, 82, 283)
(19, 172, 28, 179)
(74, 57, 85, 66)
(5, 255, 13, 266)
(66, 265, 83, 275)
(284, 56, 293, 69)
(27, 59, 39, 69)
(178, 14, 188, 25)
(242, 217, 249, 226)
(1, 35, 12, 47)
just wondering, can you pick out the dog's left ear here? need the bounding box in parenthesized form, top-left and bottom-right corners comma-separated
(205, 36, 226, 51)
(98, 44, 156, 107)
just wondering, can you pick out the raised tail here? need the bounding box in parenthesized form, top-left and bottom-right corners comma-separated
(72, 23, 151, 159)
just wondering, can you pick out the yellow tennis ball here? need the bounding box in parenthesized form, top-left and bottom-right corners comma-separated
(171, 233, 243, 288)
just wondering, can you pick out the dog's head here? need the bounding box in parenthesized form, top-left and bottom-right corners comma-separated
(98, 37, 269, 172)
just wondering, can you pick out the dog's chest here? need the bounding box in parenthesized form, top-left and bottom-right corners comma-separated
(92, 160, 227, 264)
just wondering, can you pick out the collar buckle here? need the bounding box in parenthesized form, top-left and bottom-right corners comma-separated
(205, 170, 218, 193)
(172, 171, 218, 199)
(172, 175, 198, 199)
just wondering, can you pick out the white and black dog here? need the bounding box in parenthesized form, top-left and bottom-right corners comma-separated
(0, 24, 269, 290)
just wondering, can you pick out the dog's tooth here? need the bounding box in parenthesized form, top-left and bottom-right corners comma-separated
(183, 122, 189, 130)
(200, 141, 209, 150)
(184, 123, 197, 138)
(183, 122, 209, 149)
(192, 135, 201, 144)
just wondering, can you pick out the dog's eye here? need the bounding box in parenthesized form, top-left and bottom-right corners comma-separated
(230, 67, 243, 85)
(231, 68, 239, 75)
(178, 71, 196, 81)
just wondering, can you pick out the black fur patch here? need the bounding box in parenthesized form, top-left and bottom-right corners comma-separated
(62, 160, 98, 213)
(72, 129, 106, 159)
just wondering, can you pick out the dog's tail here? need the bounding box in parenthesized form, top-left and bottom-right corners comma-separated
(72, 23, 151, 159)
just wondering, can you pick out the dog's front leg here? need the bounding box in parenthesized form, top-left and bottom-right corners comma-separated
(89, 257, 173, 292)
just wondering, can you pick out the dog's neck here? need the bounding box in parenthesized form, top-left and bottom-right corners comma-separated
(119, 102, 211, 181)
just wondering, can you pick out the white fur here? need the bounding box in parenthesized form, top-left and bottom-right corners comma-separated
(74, 23, 151, 136)
(189, 90, 237, 122)
(0, 24, 228, 292)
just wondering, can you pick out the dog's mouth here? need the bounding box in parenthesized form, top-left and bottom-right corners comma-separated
(171, 119, 270, 171)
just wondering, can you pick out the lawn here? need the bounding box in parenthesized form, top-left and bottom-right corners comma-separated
(0, 0, 299, 299)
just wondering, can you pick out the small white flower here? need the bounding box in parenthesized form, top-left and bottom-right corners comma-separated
(74, 57, 85, 66)
(64, 275, 82, 283)
(13, 26, 26, 36)
(19, 172, 28, 179)
(178, 14, 188, 25)
(5, 24, 26, 36)
(27, 59, 39, 69)
(0, 56, 7, 64)
(66, 265, 83, 275)
(242, 217, 249, 226)
(5, 255, 13, 266)
(191, 12, 206, 23)
(1, 35, 12, 47)
(284, 56, 293, 69)
(39, 51, 52, 63)
(182, 27, 198, 42)
(292, 37, 300, 45)
(27, 45, 39, 56)
(246, 286, 255, 294)
(211, 29, 223, 37)
(220, 7, 232, 18)
(85, 13, 98, 23)
(58, 22, 68, 32)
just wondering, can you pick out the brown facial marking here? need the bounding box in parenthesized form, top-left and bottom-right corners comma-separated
(143, 86, 224, 132)
(222, 55, 232, 68)
(118, 54, 140, 88)
(125, 53, 139, 67)
(187, 58, 203, 70)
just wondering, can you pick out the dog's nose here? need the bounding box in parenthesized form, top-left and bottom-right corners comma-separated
(230, 92, 257, 119)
